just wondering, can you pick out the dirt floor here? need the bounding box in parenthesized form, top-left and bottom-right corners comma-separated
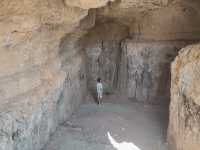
(43, 94, 169, 150)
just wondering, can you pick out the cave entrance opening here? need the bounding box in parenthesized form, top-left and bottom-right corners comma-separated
(51, 22, 199, 149)
(47, 11, 200, 149)
(76, 18, 195, 149)
(79, 20, 182, 106)
(79, 21, 130, 100)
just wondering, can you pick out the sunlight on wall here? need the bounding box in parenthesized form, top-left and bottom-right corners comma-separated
(107, 132, 141, 150)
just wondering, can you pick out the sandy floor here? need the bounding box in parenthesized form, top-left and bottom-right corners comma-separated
(44, 96, 169, 150)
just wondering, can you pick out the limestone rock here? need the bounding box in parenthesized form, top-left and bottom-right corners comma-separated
(138, 2, 200, 41)
(80, 22, 129, 94)
(65, 0, 115, 9)
(97, 0, 200, 41)
(168, 44, 200, 150)
(0, 1, 90, 150)
(120, 40, 187, 104)
(0, 0, 200, 150)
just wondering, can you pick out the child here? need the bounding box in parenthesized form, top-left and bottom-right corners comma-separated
(96, 77, 103, 105)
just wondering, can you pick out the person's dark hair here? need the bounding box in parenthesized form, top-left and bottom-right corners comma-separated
(97, 77, 101, 82)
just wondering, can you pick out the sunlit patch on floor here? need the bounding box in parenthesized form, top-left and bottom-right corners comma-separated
(107, 132, 141, 150)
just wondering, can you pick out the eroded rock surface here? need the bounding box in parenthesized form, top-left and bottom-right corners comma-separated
(83, 0, 200, 103)
(168, 44, 200, 150)
(0, 0, 91, 150)
(97, 0, 200, 40)
(0, 0, 200, 150)
(80, 22, 129, 94)
(120, 41, 187, 104)
(64, 0, 115, 9)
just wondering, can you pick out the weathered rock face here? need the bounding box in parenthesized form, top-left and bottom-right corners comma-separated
(97, 0, 200, 40)
(0, 0, 200, 149)
(65, 0, 115, 9)
(120, 41, 187, 104)
(0, 0, 103, 150)
(80, 22, 129, 94)
(168, 44, 200, 150)
(84, 0, 200, 103)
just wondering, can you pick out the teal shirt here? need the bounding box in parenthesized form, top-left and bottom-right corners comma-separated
(97, 83, 103, 93)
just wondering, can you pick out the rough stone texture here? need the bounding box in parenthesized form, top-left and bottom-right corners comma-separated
(120, 40, 187, 104)
(80, 22, 129, 94)
(137, 1, 200, 41)
(65, 0, 115, 9)
(97, 0, 200, 41)
(58, 30, 89, 123)
(79, 0, 200, 103)
(0, 1, 95, 150)
(168, 44, 200, 150)
(81, 31, 190, 104)
(90, 0, 200, 104)
(0, 0, 200, 149)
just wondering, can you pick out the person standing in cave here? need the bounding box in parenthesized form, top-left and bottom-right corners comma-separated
(96, 77, 103, 105)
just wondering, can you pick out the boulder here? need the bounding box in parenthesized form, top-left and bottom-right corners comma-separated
(168, 44, 200, 150)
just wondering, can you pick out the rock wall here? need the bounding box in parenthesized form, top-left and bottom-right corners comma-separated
(97, 0, 200, 41)
(0, 0, 107, 150)
(133, 1, 200, 41)
(0, 0, 200, 149)
(168, 44, 200, 150)
(58, 30, 89, 123)
(120, 40, 187, 104)
(80, 22, 129, 94)
(82, 0, 200, 104)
